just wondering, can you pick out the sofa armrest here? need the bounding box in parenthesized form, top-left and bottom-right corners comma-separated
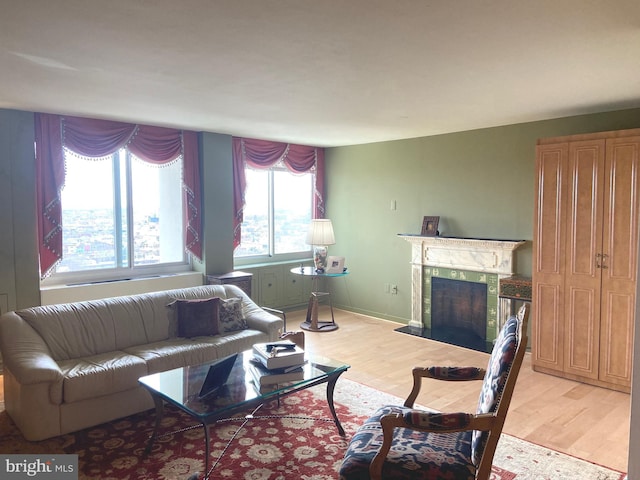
(216, 284, 284, 339)
(243, 303, 284, 339)
(0, 312, 63, 385)
(262, 306, 287, 331)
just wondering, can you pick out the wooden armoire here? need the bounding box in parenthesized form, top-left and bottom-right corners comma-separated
(533, 128, 640, 393)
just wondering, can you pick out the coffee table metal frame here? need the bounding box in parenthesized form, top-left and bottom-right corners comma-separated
(138, 350, 349, 479)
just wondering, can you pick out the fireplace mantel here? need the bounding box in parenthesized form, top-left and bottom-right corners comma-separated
(399, 234, 526, 329)
(399, 235, 525, 274)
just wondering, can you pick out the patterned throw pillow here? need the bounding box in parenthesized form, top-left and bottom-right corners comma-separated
(219, 297, 247, 333)
(169, 297, 220, 338)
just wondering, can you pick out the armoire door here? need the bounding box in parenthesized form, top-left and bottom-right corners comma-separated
(532, 143, 568, 373)
(562, 140, 605, 381)
(599, 136, 640, 388)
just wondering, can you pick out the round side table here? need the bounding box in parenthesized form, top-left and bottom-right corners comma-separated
(290, 267, 349, 332)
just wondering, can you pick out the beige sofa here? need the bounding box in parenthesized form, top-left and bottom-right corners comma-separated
(0, 284, 283, 441)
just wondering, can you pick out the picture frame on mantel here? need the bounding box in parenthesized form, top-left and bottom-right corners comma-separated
(421, 216, 440, 236)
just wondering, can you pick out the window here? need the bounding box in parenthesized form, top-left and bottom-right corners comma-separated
(52, 148, 186, 280)
(234, 166, 313, 261)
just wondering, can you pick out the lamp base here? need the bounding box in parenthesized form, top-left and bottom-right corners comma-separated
(313, 245, 328, 271)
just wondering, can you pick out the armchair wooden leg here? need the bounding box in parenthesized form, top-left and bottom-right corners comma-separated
(369, 414, 403, 480)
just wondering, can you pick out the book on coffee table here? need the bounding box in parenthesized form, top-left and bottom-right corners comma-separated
(252, 341, 305, 370)
(249, 360, 305, 387)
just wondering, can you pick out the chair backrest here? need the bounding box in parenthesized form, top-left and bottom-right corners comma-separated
(471, 303, 530, 476)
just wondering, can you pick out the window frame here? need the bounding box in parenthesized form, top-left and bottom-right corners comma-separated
(233, 164, 314, 267)
(41, 148, 191, 287)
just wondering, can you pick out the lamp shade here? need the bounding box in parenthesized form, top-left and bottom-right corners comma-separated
(306, 219, 335, 246)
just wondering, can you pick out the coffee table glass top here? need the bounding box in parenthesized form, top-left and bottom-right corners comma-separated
(138, 350, 349, 420)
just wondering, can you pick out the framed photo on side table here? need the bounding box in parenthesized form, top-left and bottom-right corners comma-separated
(326, 256, 345, 274)
(421, 216, 440, 236)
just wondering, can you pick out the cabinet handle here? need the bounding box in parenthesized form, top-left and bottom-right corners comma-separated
(596, 253, 609, 269)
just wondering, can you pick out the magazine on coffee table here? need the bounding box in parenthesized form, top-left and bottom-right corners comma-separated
(249, 359, 306, 387)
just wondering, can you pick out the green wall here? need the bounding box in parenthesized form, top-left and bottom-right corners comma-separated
(324, 109, 640, 323)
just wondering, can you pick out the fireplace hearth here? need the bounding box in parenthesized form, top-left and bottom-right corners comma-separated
(395, 323, 493, 353)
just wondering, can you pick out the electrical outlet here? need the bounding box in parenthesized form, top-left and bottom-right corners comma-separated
(390, 284, 398, 295)
(384, 283, 390, 293)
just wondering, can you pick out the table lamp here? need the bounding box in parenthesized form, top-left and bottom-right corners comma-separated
(306, 219, 335, 272)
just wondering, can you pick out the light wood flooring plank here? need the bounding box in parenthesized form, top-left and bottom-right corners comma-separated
(295, 307, 630, 473)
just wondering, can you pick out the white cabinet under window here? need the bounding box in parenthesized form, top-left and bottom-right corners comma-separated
(246, 264, 307, 309)
(258, 267, 280, 308)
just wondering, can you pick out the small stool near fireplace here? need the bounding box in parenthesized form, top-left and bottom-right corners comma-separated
(498, 275, 532, 329)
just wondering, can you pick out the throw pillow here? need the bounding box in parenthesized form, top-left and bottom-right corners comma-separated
(169, 297, 220, 338)
(219, 297, 247, 333)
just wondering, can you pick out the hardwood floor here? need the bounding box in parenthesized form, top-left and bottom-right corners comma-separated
(0, 308, 629, 472)
(295, 307, 630, 473)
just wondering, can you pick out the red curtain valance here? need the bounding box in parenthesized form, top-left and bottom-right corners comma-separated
(232, 137, 325, 250)
(35, 113, 202, 278)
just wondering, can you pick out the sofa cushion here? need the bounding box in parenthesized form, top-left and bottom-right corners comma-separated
(219, 297, 247, 333)
(16, 293, 180, 360)
(124, 339, 219, 374)
(171, 298, 220, 338)
(204, 328, 269, 357)
(58, 351, 148, 403)
(17, 301, 148, 361)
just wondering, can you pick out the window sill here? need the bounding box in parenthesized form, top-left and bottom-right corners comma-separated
(40, 271, 204, 305)
(234, 258, 314, 270)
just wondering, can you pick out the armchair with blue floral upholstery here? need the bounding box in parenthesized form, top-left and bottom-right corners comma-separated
(339, 303, 529, 480)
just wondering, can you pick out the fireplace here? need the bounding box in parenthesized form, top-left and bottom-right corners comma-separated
(398, 235, 525, 352)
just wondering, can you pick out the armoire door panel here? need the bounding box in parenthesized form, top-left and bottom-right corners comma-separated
(534, 144, 567, 275)
(563, 140, 603, 382)
(564, 286, 599, 379)
(532, 282, 563, 371)
(599, 136, 639, 388)
(566, 140, 604, 278)
(603, 137, 640, 282)
(533, 144, 566, 373)
(599, 291, 634, 385)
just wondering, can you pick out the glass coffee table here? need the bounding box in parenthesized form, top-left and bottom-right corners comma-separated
(138, 350, 350, 479)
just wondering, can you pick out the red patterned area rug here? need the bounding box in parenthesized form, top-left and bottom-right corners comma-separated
(0, 379, 627, 480)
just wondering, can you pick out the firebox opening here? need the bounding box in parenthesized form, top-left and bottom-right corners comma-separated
(395, 277, 493, 353)
(431, 277, 488, 351)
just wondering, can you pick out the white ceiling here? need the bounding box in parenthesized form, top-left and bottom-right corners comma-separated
(2, 1, 640, 147)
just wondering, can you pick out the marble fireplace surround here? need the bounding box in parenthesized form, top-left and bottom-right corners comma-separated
(399, 235, 526, 341)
